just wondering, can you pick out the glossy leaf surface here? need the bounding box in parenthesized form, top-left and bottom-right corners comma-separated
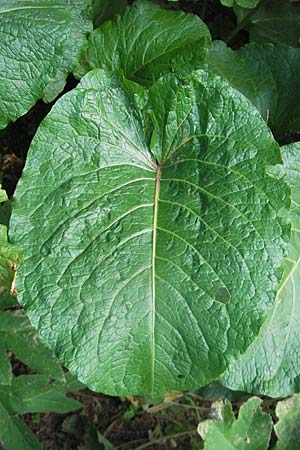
(221, 143, 300, 397)
(0, 0, 92, 130)
(207, 42, 300, 140)
(11, 69, 288, 399)
(80, 0, 211, 85)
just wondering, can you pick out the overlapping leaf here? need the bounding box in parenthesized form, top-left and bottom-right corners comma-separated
(0, 310, 64, 385)
(275, 394, 300, 450)
(92, 0, 127, 27)
(221, 143, 300, 397)
(0, 0, 93, 130)
(207, 42, 300, 140)
(197, 397, 272, 450)
(0, 187, 22, 293)
(0, 310, 83, 450)
(79, 0, 211, 85)
(235, 0, 300, 47)
(0, 371, 82, 450)
(0, 403, 42, 450)
(10, 68, 289, 399)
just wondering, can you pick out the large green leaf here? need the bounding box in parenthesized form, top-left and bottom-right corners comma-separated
(10, 69, 289, 399)
(0, 0, 92, 130)
(221, 143, 300, 397)
(275, 394, 300, 450)
(79, 0, 211, 85)
(197, 397, 272, 450)
(207, 42, 300, 140)
(235, 0, 300, 47)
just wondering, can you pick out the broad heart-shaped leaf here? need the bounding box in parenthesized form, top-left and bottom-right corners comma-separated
(275, 394, 300, 450)
(10, 69, 289, 399)
(235, 0, 300, 48)
(0, 0, 92, 130)
(221, 143, 300, 398)
(207, 42, 300, 141)
(92, 0, 127, 27)
(220, 0, 259, 8)
(79, 0, 211, 86)
(197, 397, 272, 450)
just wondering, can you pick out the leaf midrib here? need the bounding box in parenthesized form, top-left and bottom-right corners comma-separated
(151, 164, 161, 396)
(0, 6, 64, 15)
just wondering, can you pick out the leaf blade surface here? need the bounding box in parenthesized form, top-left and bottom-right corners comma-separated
(10, 69, 289, 398)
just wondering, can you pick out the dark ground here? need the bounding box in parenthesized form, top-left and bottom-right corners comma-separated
(0, 1, 285, 449)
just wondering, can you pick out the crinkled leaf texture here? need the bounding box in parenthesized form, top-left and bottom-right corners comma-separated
(0, 0, 92, 130)
(207, 42, 300, 140)
(80, 0, 211, 85)
(11, 69, 289, 399)
(221, 143, 300, 397)
(235, 0, 300, 48)
(197, 397, 272, 450)
(275, 394, 300, 450)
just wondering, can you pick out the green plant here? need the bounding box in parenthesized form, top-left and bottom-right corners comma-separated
(0, 187, 83, 450)
(1, 0, 300, 448)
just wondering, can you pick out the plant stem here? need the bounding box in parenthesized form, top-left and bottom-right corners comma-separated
(134, 429, 197, 450)
(200, 0, 207, 20)
(225, 0, 266, 45)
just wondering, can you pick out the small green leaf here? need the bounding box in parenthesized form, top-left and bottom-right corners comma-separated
(0, 186, 23, 293)
(0, 289, 18, 309)
(0, 0, 93, 130)
(197, 397, 272, 450)
(79, 0, 211, 85)
(220, 0, 259, 8)
(97, 431, 116, 450)
(11, 68, 289, 399)
(207, 41, 300, 140)
(275, 394, 300, 450)
(0, 401, 42, 450)
(0, 310, 64, 385)
(0, 189, 8, 204)
(235, 0, 300, 47)
(0, 375, 82, 414)
(221, 143, 300, 398)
